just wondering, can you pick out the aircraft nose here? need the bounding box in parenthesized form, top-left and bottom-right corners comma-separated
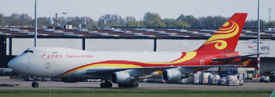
(8, 55, 28, 72)
(8, 59, 15, 68)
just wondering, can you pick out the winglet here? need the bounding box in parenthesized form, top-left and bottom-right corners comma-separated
(238, 59, 252, 66)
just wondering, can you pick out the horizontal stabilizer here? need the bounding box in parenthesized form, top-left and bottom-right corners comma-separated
(238, 59, 252, 66)
(212, 54, 258, 61)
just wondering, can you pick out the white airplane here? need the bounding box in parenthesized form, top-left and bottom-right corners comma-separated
(8, 13, 252, 88)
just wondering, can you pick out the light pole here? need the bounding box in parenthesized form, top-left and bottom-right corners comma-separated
(34, 0, 37, 47)
(180, 14, 184, 29)
(257, 0, 261, 78)
(198, 17, 203, 28)
(62, 12, 67, 28)
(269, 8, 271, 22)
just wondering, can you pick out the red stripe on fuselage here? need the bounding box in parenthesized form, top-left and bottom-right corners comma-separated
(56, 52, 188, 77)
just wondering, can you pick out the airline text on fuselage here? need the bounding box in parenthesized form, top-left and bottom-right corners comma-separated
(66, 54, 94, 58)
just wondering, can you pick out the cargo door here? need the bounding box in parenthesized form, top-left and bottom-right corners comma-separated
(200, 60, 204, 66)
(45, 59, 50, 68)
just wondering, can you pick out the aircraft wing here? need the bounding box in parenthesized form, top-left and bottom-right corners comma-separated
(212, 54, 258, 61)
(86, 67, 175, 76)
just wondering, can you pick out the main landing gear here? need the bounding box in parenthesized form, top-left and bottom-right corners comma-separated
(32, 81, 39, 88)
(31, 76, 39, 88)
(118, 82, 138, 88)
(100, 80, 138, 88)
(100, 80, 112, 88)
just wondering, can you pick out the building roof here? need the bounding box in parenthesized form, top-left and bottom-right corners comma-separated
(1, 27, 275, 39)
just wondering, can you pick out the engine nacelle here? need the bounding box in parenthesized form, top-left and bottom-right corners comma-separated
(111, 71, 131, 84)
(162, 69, 187, 81)
(61, 78, 80, 83)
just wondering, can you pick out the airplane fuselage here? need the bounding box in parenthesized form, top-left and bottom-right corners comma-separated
(9, 47, 241, 79)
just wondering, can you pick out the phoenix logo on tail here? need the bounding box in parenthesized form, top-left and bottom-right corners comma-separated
(197, 13, 247, 52)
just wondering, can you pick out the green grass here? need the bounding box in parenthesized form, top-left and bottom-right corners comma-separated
(0, 90, 272, 97)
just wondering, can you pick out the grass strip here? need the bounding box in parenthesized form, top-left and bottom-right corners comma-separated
(0, 89, 273, 94)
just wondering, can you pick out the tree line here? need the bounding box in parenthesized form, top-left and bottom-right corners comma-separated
(0, 12, 275, 29)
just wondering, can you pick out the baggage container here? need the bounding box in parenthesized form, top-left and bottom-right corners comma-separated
(208, 75, 214, 85)
(200, 72, 211, 84)
(226, 75, 239, 86)
(260, 76, 269, 82)
(243, 73, 247, 79)
(189, 75, 194, 83)
(193, 71, 201, 84)
(237, 74, 244, 85)
(211, 75, 220, 85)
(218, 77, 226, 85)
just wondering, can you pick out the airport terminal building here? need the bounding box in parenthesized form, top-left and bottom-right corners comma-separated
(0, 27, 275, 77)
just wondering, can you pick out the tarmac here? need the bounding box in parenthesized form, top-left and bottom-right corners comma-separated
(0, 79, 274, 90)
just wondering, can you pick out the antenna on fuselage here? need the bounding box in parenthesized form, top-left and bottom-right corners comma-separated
(34, 0, 37, 47)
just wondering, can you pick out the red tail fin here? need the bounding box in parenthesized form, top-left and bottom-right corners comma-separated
(196, 13, 247, 52)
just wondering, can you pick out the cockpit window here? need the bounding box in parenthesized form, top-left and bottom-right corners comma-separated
(23, 50, 34, 53)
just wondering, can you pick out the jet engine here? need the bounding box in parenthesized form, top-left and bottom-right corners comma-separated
(162, 69, 189, 81)
(111, 71, 132, 84)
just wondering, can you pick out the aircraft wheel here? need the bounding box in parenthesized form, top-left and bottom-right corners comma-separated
(129, 83, 135, 87)
(118, 84, 127, 88)
(133, 82, 138, 88)
(106, 82, 112, 88)
(131, 82, 138, 88)
(118, 82, 138, 88)
(32, 82, 39, 88)
(127, 82, 138, 88)
(100, 82, 112, 88)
